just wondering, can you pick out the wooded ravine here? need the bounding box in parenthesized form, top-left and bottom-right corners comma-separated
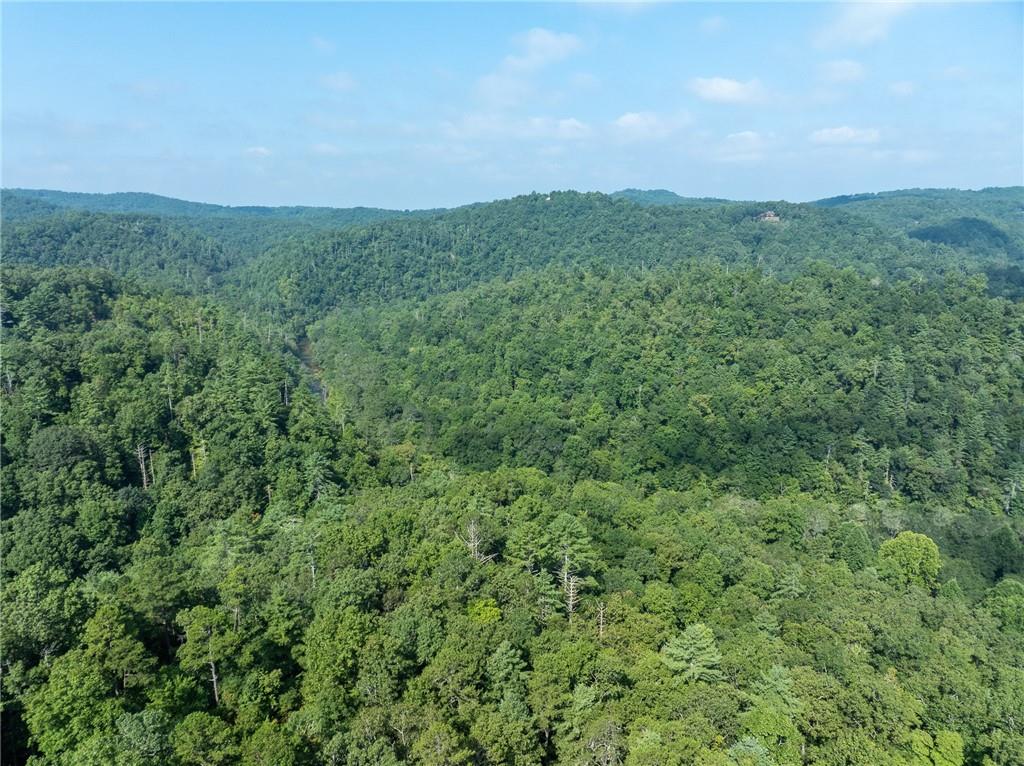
(2, 185, 1023, 766)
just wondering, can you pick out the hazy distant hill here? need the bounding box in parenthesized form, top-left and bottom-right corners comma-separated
(812, 187, 1024, 263)
(610, 188, 733, 207)
(813, 186, 1024, 233)
(8, 188, 1023, 323)
(2, 188, 441, 228)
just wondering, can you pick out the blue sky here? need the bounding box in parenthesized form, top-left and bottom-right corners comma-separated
(3, 2, 1021, 208)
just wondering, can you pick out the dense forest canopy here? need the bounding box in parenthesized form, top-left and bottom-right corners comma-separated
(2, 186, 1023, 766)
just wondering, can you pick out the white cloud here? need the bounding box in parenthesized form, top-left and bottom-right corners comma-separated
(689, 77, 768, 104)
(889, 80, 915, 96)
(810, 126, 881, 145)
(504, 28, 582, 73)
(820, 59, 866, 83)
(700, 15, 726, 35)
(476, 28, 583, 108)
(311, 36, 335, 54)
(320, 71, 357, 92)
(612, 111, 690, 141)
(244, 146, 272, 157)
(942, 65, 969, 81)
(815, 2, 913, 48)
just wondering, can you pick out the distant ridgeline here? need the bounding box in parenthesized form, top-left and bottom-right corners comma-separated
(2, 187, 441, 225)
(2, 185, 1024, 766)
(4, 187, 1022, 320)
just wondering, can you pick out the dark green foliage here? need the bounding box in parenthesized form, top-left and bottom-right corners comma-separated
(313, 263, 1024, 507)
(3, 187, 1023, 766)
(1, 213, 234, 293)
(910, 217, 1021, 258)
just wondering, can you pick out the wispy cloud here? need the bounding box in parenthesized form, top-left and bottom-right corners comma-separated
(320, 71, 357, 92)
(689, 77, 768, 105)
(476, 28, 583, 108)
(889, 80, 915, 96)
(815, 2, 914, 48)
(612, 111, 690, 141)
(504, 28, 582, 73)
(244, 146, 272, 157)
(810, 126, 880, 145)
(820, 59, 866, 84)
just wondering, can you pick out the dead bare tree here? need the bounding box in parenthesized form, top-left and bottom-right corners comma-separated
(457, 519, 496, 564)
(561, 554, 581, 622)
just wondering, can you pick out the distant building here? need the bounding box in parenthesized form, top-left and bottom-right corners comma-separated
(757, 210, 781, 223)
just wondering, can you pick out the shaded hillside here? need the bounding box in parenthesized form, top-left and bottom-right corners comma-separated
(1, 211, 235, 292)
(813, 187, 1024, 257)
(910, 216, 1022, 258)
(236, 191, 965, 325)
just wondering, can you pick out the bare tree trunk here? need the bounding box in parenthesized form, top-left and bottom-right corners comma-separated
(136, 444, 149, 489)
(562, 554, 580, 622)
(209, 660, 220, 705)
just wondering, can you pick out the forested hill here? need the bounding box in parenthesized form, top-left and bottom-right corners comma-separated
(2, 188, 440, 227)
(812, 187, 1024, 229)
(3, 186, 1024, 766)
(0, 211, 236, 292)
(5, 188, 1022, 324)
(311, 262, 1024, 509)
(609, 188, 734, 207)
(233, 189, 1024, 323)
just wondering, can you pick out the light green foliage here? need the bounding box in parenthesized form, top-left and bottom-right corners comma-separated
(879, 532, 942, 589)
(660, 623, 724, 683)
(468, 597, 502, 625)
